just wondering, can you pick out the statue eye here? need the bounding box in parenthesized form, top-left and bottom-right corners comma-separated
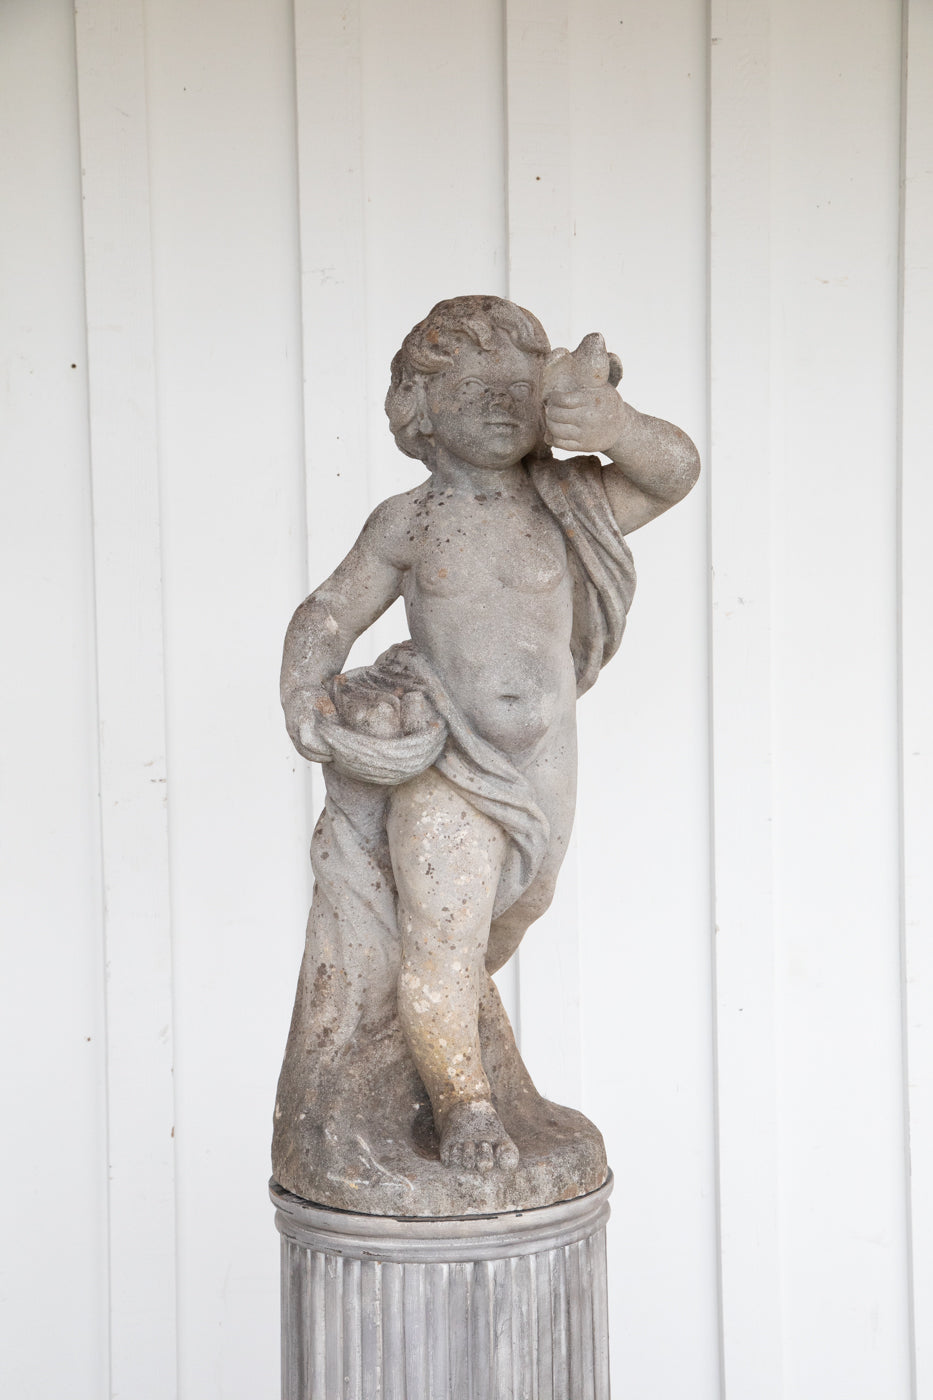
(510, 382, 532, 400)
(459, 378, 487, 395)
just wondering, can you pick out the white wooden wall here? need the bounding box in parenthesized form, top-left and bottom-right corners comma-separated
(1, 2, 930, 1397)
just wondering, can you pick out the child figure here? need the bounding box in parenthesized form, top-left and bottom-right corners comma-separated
(275, 296, 698, 1208)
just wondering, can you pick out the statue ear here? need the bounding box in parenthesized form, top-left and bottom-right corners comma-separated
(386, 374, 432, 438)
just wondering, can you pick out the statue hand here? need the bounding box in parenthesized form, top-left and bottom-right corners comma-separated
(284, 687, 337, 764)
(543, 332, 627, 455)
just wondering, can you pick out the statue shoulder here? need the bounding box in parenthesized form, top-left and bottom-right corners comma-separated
(358, 487, 420, 569)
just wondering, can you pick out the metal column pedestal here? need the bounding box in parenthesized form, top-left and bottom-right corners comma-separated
(271, 1174, 612, 1399)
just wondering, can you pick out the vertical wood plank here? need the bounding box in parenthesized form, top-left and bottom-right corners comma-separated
(141, 3, 307, 1395)
(708, 4, 783, 1396)
(769, 2, 909, 1394)
(505, 0, 582, 1111)
(901, 2, 933, 1395)
(72, 2, 177, 1395)
(0, 4, 108, 1397)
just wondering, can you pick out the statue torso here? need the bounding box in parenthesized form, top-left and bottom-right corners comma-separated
(395, 481, 577, 755)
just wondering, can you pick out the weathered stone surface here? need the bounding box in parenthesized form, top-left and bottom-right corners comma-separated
(274, 295, 699, 1214)
(273, 943, 606, 1215)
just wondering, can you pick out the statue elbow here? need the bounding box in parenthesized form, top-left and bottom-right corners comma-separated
(667, 431, 701, 503)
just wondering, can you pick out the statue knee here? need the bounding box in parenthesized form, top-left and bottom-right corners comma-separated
(398, 896, 492, 960)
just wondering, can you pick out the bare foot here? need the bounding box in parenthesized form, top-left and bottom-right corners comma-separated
(439, 1100, 520, 1173)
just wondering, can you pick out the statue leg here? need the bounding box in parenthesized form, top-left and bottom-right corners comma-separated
(387, 767, 520, 1172)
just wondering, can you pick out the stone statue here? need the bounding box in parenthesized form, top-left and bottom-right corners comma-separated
(273, 295, 699, 1215)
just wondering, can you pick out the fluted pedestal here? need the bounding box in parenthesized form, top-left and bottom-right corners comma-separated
(271, 1175, 612, 1400)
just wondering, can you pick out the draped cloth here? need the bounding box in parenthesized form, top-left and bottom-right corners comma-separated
(530, 456, 637, 698)
(272, 458, 637, 1211)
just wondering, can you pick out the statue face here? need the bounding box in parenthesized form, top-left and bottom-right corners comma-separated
(425, 336, 542, 471)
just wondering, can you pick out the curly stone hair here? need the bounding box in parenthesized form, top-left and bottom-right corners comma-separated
(384, 295, 551, 468)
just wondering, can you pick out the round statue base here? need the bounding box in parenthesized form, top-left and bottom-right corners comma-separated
(271, 1175, 612, 1399)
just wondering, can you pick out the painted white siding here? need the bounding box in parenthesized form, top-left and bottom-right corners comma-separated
(0, 7, 108, 1398)
(1, 2, 929, 1397)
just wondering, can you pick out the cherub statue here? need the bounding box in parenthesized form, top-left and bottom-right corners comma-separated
(273, 295, 698, 1215)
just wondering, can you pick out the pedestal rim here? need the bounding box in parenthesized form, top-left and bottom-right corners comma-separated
(271, 1170, 612, 1264)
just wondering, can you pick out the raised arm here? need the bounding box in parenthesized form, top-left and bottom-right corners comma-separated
(282, 500, 407, 762)
(543, 333, 700, 535)
(599, 402, 700, 534)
